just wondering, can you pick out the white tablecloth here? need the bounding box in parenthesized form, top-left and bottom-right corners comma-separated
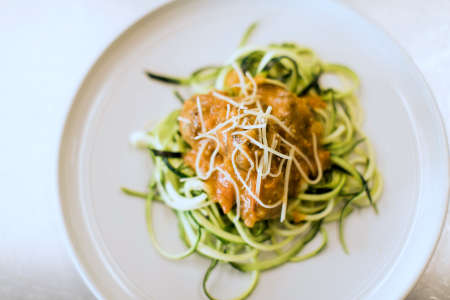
(0, 0, 448, 299)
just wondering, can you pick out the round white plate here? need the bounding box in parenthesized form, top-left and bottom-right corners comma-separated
(58, 0, 449, 299)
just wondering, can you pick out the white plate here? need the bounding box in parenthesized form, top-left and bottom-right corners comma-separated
(58, 0, 449, 299)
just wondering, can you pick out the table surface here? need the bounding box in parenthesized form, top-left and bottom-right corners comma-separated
(0, 0, 448, 299)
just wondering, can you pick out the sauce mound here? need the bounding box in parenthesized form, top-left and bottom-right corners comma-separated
(179, 82, 330, 227)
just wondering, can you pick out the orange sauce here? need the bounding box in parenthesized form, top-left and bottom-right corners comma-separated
(179, 82, 330, 227)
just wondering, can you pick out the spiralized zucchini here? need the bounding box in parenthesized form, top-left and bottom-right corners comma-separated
(124, 22, 383, 300)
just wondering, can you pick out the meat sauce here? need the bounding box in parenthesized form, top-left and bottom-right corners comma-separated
(179, 81, 330, 227)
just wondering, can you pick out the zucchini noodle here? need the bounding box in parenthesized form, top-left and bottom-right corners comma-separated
(124, 22, 383, 299)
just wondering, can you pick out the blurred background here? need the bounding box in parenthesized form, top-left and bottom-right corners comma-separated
(0, 0, 448, 299)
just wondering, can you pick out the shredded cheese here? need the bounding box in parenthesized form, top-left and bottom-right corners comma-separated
(278, 134, 314, 171)
(280, 148, 295, 222)
(212, 91, 244, 108)
(260, 106, 272, 175)
(269, 158, 286, 178)
(255, 153, 263, 197)
(292, 157, 311, 182)
(232, 131, 291, 159)
(231, 61, 248, 96)
(234, 142, 255, 171)
(195, 111, 253, 138)
(196, 96, 206, 133)
(231, 144, 282, 209)
(245, 168, 253, 183)
(194, 135, 219, 180)
(195, 118, 235, 138)
(195, 141, 209, 180)
(263, 134, 277, 177)
(244, 110, 295, 137)
(238, 124, 266, 130)
(216, 166, 241, 219)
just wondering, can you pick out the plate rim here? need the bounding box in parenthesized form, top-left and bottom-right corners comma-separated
(55, 1, 171, 299)
(339, 0, 450, 297)
(56, 0, 450, 299)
